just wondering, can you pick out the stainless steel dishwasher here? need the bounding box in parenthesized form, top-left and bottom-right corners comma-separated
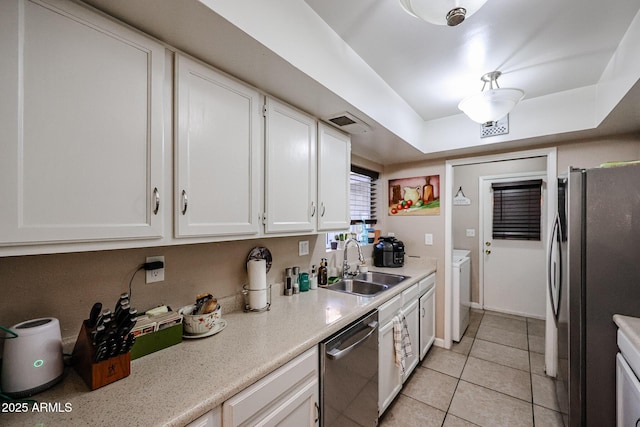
(320, 310, 379, 427)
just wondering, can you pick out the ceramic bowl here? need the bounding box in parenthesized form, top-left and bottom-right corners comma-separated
(179, 304, 221, 335)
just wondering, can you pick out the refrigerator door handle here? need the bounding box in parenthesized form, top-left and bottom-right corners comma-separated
(548, 214, 562, 325)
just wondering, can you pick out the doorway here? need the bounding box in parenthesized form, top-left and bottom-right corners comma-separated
(444, 147, 558, 376)
(479, 173, 547, 318)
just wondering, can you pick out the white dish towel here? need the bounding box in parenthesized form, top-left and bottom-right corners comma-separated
(393, 314, 413, 373)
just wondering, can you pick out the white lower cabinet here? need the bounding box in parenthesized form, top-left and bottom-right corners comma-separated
(401, 287, 420, 383)
(186, 406, 222, 427)
(223, 347, 319, 427)
(378, 294, 403, 416)
(419, 274, 436, 360)
(378, 275, 436, 417)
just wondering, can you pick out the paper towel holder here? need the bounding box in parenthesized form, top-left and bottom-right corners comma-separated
(241, 284, 272, 312)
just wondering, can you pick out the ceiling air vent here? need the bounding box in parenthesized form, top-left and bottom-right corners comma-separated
(480, 115, 509, 138)
(324, 112, 371, 134)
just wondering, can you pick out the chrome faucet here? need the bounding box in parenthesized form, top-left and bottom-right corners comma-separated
(343, 238, 365, 278)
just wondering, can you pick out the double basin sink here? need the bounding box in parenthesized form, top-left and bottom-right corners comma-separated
(325, 271, 409, 297)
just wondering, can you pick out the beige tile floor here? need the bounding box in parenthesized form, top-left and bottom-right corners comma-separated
(379, 310, 567, 427)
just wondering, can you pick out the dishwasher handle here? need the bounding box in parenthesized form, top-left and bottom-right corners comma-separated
(326, 321, 378, 360)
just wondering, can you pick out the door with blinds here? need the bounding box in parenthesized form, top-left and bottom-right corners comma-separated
(481, 174, 547, 318)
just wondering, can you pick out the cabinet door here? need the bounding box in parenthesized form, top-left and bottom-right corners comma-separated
(175, 54, 261, 237)
(185, 406, 221, 427)
(0, 0, 165, 245)
(402, 298, 420, 382)
(223, 347, 318, 427)
(317, 123, 350, 231)
(264, 97, 316, 233)
(378, 319, 402, 415)
(253, 378, 318, 427)
(419, 286, 436, 360)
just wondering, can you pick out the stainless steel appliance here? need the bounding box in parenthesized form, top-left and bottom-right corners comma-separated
(320, 310, 379, 427)
(373, 237, 405, 268)
(556, 163, 640, 426)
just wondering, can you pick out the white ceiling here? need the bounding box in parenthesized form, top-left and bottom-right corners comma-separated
(82, 0, 640, 165)
(304, 0, 640, 121)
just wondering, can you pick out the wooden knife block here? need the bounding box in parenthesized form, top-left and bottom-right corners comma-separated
(73, 320, 131, 391)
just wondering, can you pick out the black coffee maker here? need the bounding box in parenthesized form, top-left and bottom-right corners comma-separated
(373, 237, 405, 268)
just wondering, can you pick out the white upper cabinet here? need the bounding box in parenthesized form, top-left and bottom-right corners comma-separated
(264, 97, 317, 233)
(0, 0, 165, 246)
(317, 123, 351, 231)
(174, 54, 261, 237)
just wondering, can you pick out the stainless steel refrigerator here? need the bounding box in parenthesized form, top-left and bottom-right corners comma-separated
(555, 163, 640, 426)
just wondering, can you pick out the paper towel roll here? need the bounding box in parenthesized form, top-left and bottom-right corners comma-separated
(247, 259, 267, 309)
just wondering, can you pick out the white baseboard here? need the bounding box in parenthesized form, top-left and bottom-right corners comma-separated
(433, 338, 445, 348)
(470, 302, 482, 310)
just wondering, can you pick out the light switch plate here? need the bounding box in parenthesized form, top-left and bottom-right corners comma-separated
(466, 229, 476, 237)
(424, 233, 433, 245)
(298, 240, 309, 256)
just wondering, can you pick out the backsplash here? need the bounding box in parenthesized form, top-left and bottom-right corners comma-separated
(0, 235, 331, 345)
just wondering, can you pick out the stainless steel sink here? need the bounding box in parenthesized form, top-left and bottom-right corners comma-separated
(353, 271, 408, 286)
(325, 272, 409, 297)
(325, 279, 389, 296)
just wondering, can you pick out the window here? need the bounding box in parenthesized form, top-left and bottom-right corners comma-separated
(492, 179, 542, 240)
(350, 165, 378, 225)
(326, 165, 379, 249)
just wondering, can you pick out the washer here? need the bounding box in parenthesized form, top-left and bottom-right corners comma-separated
(452, 249, 471, 342)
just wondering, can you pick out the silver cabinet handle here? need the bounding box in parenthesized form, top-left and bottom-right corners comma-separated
(153, 187, 160, 215)
(181, 190, 188, 215)
(320, 202, 326, 217)
(421, 307, 425, 317)
(326, 321, 378, 360)
(310, 201, 316, 217)
(314, 402, 319, 423)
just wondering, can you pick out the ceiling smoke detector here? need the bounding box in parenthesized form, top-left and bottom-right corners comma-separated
(325, 112, 371, 134)
(399, 0, 488, 26)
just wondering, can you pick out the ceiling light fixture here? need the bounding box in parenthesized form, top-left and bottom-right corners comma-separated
(399, 0, 488, 26)
(458, 71, 525, 124)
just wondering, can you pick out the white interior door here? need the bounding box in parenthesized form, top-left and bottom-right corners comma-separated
(481, 174, 547, 318)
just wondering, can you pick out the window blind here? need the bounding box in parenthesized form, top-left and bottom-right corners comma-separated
(350, 165, 378, 225)
(492, 179, 542, 240)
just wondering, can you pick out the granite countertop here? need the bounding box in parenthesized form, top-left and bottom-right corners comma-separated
(4, 260, 436, 427)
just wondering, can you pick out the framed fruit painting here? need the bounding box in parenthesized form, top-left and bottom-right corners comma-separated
(388, 175, 440, 216)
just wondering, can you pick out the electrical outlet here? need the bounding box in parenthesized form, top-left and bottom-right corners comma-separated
(298, 240, 309, 256)
(146, 256, 165, 284)
(388, 232, 395, 237)
(424, 233, 433, 245)
(466, 228, 476, 237)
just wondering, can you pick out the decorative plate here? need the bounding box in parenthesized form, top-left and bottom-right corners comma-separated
(247, 246, 272, 273)
(182, 319, 227, 339)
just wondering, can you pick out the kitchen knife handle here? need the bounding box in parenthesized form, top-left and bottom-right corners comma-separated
(181, 190, 188, 215)
(153, 187, 160, 215)
(88, 302, 102, 328)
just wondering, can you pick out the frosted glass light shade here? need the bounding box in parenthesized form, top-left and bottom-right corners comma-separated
(399, 0, 489, 26)
(458, 88, 525, 124)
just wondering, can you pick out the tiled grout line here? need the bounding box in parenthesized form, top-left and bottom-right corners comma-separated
(438, 310, 483, 427)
